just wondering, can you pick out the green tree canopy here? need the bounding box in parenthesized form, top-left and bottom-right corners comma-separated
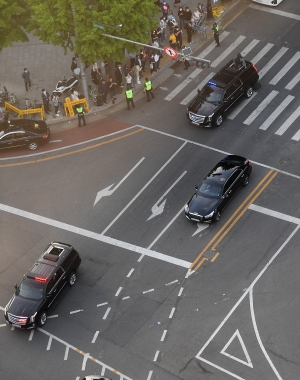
(26, 0, 159, 63)
(0, 0, 29, 51)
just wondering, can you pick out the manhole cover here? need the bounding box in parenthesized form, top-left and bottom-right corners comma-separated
(279, 158, 290, 166)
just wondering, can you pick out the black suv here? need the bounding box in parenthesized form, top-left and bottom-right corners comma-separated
(4, 242, 81, 329)
(186, 60, 259, 127)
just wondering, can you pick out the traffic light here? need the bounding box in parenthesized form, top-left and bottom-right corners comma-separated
(271, 0, 277, 4)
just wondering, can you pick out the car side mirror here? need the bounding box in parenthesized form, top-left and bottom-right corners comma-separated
(195, 185, 198, 190)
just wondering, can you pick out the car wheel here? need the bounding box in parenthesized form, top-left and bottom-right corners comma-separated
(213, 209, 221, 222)
(214, 114, 223, 127)
(68, 272, 77, 286)
(37, 311, 47, 326)
(245, 86, 254, 98)
(27, 142, 39, 150)
(242, 174, 250, 187)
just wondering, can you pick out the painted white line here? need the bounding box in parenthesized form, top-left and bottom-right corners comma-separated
(143, 289, 154, 294)
(243, 90, 278, 125)
(165, 280, 178, 286)
(115, 287, 122, 297)
(196, 225, 299, 379)
(165, 69, 202, 101)
(11, 326, 14, 331)
(180, 72, 214, 105)
(161, 330, 167, 342)
(0, 306, 4, 311)
(138, 254, 144, 262)
(291, 128, 300, 141)
(70, 309, 83, 314)
(49, 140, 62, 143)
(197, 31, 231, 60)
(178, 287, 184, 297)
(227, 92, 257, 120)
(285, 71, 300, 90)
(275, 105, 300, 136)
(101, 141, 188, 235)
(270, 52, 300, 85)
(185, 268, 194, 279)
(46, 336, 52, 350)
(91, 331, 99, 344)
(64, 345, 69, 360)
(103, 307, 111, 320)
(0, 324, 6, 327)
(28, 330, 34, 341)
(82, 353, 89, 371)
(241, 39, 260, 58)
(211, 36, 246, 68)
(47, 314, 59, 319)
(147, 370, 153, 380)
(0, 203, 191, 269)
(126, 268, 135, 278)
(249, 204, 300, 224)
(259, 47, 288, 80)
(97, 302, 108, 307)
(220, 329, 253, 368)
(250, 3, 300, 21)
(122, 296, 130, 300)
(169, 307, 176, 319)
(76, 377, 80, 380)
(153, 350, 160, 362)
(259, 95, 294, 130)
(251, 43, 274, 66)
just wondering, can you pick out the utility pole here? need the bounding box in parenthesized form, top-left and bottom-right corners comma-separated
(206, 0, 214, 21)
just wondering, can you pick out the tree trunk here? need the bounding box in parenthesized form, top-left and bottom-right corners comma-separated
(206, 0, 214, 21)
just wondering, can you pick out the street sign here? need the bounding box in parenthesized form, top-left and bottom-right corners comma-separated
(164, 46, 178, 59)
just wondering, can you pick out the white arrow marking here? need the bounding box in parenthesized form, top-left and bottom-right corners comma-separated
(159, 86, 169, 90)
(147, 171, 187, 221)
(94, 157, 145, 206)
(192, 222, 209, 236)
(174, 73, 182, 77)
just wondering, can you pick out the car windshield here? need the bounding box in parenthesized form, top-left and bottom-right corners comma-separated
(197, 180, 222, 198)
(16, 280, 45, 301)
(197, 85, 224, 103)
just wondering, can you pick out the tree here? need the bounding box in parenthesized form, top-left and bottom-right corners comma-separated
(0, 0, 29, 51)
(26, 0, 159, 63)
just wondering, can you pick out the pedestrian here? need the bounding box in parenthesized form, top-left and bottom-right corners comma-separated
(71, 57, 77, 75)
(186, 21, 193, 44)
(151, 29, 158, 44)
(154, 52, 161, 69)
(184, 6, 192, 23)
(156, 27, 163, 47)
(76, 104, 86, 127)
(125, 88, 135, 110)
(233, 53, 246, 68)
(70, 89, 79, 101)
(108, 77, 117, 104)
(115, 63, 124, 87)
(22, 68, 31, 92)
(129, 53, 136, 68)
(160, 17, 167, 41)
(169, 31, 177, 50)
(91, 62, 98, 84)
(41, 89, 50, 114)
(149, 54, 156, 75)
(144, 77, 154, 102)
(125, 71, 133, 89)
(99, 79, 108, 105)
(51, 94, 60, 116)
(212, 22, 220, 46)
(174, 27, 183, 50)
(134, 64, 142, 84)
(182, 55, 191, 70)
(96, 68, 103, 83)
(178, 7, 185, 30)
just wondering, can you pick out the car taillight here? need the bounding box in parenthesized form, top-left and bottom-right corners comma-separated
(42, 132, 49, 139)
(252, 65, 258, 72)
(248, 161, 252, 166)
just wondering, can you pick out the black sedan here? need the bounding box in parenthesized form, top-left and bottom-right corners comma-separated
(0, 119, 50, 151)
(185, 155, 252, 223)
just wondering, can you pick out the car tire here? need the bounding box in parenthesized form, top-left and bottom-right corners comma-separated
(214, 114, 223, 127)
(245, 86, 254, 98)
(68, 271, 77, 286)
(37, 311, 47, 327)
(27, 142, 39, 150)
(242, 174, 250, 187)
(213, 209, 221, 222)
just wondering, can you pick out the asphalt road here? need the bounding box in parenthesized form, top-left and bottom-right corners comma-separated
(1, 2, 300, 380)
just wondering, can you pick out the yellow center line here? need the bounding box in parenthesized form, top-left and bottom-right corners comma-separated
(0, 128, 144, 168)
(191, 169, 277, 270)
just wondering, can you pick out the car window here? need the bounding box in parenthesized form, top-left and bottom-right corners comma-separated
(60, 250, 76, 271)
(14, 132, 26, 138)
(223, 170, 242, 194)
(46, 277, 56, 294)
(17, 281, 44, 301)
(0, 133, 14, 141)
(224, 79, 242, 99)
(198, 85, 224, 103)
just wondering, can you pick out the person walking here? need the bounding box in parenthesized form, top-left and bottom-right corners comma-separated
(108, 77, 117, 104)
(144, 77, 154, 102)
(71, 57, 78, 75)
(174, 26, 183, 50)
(125, 88, 135, 110)
(178, 7, 185, 30)
(186, 21, 193, 44)
(159, 17, 167, 42)
(115, 63, 124, 87)
(22, 68, 31, 92)
(76, 105, 86, 127)
(212, 22, 220, 47)
(134, 64, 142, 84)
(91, 62, 98, 84)
(99, 79, 108, 105)
(41, 89, 50, 114)
(51, 94, 60, 116)
(125, 72, 133, 89)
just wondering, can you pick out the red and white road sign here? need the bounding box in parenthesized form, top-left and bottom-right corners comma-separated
(164, 46, 178, 59)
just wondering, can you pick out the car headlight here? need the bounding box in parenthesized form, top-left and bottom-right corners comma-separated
(205, 211, 215, 219)
(184, 204, 189, 213)
(30, 312, 37, 323)
(208, 113, 214, 121)
(4, 304, 8, 315)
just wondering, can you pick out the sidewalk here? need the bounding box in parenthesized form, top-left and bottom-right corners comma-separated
(0, 0, 246, 132)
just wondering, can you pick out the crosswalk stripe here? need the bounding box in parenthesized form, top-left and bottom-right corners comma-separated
(259, 47, 288, 79)
(259, 95, 294, 130)
(211, 36, 246, 68)
(285, 72, 300, 90)
(197, 31, 230, 60)
(165, 68, 202, 101)
(275, 105, 300, 136)
(243, 90, 278, 125)
(180, 72, 215, 105)
(227, 92, 257, 120)
(291, 128, 300, 141)
(269, 52, 300, 85)
(241, 39, 260, 58)
(251, 43, 274, 66)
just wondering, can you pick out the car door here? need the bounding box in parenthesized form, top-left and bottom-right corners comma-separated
(219, 170, 242, 210)
(46, 267, 66, 308)
(223, 79, 244, 112)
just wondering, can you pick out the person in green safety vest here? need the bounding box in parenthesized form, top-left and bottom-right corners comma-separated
(125, 88, 135, 110)
(143, 77, 155, 102)
(75, 105, 86, 127)
(212, 22, 220, 47)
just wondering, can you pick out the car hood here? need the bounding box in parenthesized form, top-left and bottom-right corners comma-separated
(188, 193, 219, 216)
(7, 295, 41, 317)
(188, 98, 219, 116)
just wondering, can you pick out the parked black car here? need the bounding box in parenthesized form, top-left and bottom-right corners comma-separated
(186, 60, 259, 127)
(0, 119, 50, 151)
(185, 155, 252, 223)
(4, 242, 81, 329)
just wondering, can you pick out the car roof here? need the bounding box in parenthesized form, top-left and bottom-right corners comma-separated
(0, 120, 47, 134)
(206, 155, 247, 183)
(208, 60, 252, 88)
